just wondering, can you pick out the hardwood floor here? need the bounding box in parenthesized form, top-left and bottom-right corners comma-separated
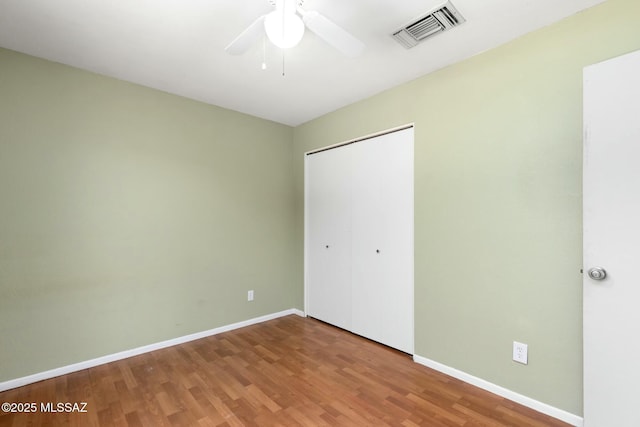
(0, 315, 570, 426)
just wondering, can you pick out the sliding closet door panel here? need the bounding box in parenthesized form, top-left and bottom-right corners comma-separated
(351, 128, 414, 353)
(306, 146, 352, 330)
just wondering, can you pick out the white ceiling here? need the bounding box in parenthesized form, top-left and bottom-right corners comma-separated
(0, 0, 605, 126)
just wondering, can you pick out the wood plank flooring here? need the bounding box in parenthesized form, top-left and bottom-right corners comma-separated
(0, 315, 570, 426)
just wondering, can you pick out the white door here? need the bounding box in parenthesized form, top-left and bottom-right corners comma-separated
(351, 128, 414, 354)
(306, 145, 353, 331)
(583, 49, 640, 427)
(305, 127, 414, 353)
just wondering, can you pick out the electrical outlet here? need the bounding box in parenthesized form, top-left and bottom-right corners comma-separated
(513, 341, 528, 364)
(247, 290, 254, 302)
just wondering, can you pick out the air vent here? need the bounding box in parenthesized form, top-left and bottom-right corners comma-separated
(392, 1, 465, 49)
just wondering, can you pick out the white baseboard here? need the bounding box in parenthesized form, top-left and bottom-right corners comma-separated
(0, 308, 306, 393)
(412, 355, 583, 427)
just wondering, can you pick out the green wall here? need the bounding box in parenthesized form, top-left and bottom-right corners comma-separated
(293, 0, 640, 416)
(0, 48, 296, 381)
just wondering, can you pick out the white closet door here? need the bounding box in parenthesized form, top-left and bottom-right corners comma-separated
(351, 128, 414, 353)
(306, 145, 353, 331)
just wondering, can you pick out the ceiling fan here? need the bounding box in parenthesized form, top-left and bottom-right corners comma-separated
(225, 0, 364, 57)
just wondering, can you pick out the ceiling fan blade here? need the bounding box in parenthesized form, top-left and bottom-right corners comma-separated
(301, 10, 364, 57)
(225, 15, 266, 55)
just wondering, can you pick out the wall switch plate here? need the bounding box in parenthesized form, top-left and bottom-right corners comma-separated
(247, 290, 254, 301)
(513, 341, 528, 364)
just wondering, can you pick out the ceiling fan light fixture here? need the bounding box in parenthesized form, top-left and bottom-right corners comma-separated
(264, 2, 305, 49)
(226, 0, 364, 57)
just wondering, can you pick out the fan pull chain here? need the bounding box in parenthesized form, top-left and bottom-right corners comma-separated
(262, 36, 267, 70)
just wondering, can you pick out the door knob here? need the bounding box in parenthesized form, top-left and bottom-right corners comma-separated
(588, 267, 607, 281)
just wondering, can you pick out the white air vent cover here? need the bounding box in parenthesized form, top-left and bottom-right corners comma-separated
(392, 1, 465, 49)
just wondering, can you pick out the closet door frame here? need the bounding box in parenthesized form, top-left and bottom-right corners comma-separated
(304, 124, 415, 353)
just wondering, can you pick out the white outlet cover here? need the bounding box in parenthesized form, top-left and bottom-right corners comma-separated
(513, 341, 528, 364)
(248, 290, 254, 301)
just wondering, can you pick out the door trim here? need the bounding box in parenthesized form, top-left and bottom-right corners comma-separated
(305, 123, 415, 156)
